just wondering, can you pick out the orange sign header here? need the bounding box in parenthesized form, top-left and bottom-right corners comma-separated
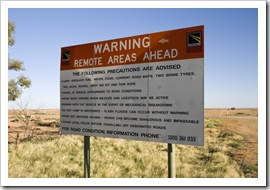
(60, 25, 204, 70)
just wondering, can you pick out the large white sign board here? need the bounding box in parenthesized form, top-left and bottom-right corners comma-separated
(60, 26, 204, 146)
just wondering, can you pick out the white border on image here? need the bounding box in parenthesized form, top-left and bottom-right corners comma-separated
(1, 0, 266, 187)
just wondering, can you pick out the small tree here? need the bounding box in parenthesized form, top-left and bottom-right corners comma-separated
(8, 20, 31, 101)
(12, 96, 38, 140)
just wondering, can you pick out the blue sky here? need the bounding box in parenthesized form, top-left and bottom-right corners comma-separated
(8, 8, 258, 109)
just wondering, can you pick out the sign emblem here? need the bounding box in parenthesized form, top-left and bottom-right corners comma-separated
(188, 32, 201, 47)
(158, 38, 169, 44)
(62, 51, 70, 61)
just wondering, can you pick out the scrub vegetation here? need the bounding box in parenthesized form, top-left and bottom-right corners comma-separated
(8, 118, 257, 178)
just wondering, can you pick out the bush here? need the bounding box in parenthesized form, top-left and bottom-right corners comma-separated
(206, 120, 224, 128)
(240, 163, 258, 178)
(34, 119, 59, 127)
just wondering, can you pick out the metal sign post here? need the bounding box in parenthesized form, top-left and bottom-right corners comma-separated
(84, 136, 90, 178)
(168, 143, 176, 178)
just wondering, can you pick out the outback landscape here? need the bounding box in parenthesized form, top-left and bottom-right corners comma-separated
(8, 108, 258, 178)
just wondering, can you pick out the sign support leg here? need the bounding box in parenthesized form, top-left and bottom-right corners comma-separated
(84, 136, 90, 178)
(168, 143, 176, 178)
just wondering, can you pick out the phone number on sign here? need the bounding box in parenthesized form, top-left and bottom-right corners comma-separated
(168, 135, 196, 142)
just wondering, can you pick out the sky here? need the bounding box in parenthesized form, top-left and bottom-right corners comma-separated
(8, 7, 258, 109)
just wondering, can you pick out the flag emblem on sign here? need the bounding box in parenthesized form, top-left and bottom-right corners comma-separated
(188, 32, 201, 47)
(62, 51, 70, 61)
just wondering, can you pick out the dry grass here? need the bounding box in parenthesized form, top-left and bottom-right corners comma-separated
(8, 118, 256, 178)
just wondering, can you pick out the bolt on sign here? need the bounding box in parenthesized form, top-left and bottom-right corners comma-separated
(60, 25, 204, 146)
